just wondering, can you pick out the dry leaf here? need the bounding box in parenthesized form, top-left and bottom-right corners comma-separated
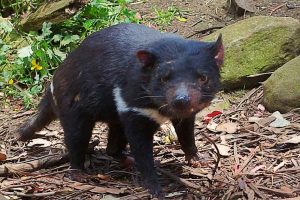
(248, 117, 261, 123)
(161, 123, 177, 144)
(258, 116, 276, 126)
(213, 144, 231, 156)
(70, 182, 125, 195)
(282, 135, 300, 144)
(175, 16, 188, 22)
(0, 152, 7, 161)
(207, 121, 219, 132)
(249, 165, 266, 174)
(274, 161, 286, 172)
(135, 12, 142, 20)
(27, 138, 52, 147)
(97, 174, 111, 181)
(216, 122, 238, 134)
(270, 111, 290, 128)
(257, 104, 265, 112)
(166, 192, 185, 198)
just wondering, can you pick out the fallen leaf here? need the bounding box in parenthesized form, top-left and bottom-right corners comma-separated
(258, 116, 276, 126)
(282, 135, 300, 144)
(248, 117, 261, 123)
(245, 186, 255, 200)
(207, 121, 219, 132)
(36, 130, 59, 137)
(135, 12, 142, 20)
(161, 123, 177, 144)
(146, 23, 158, 30)
(290, 123, 300, 131)
(166, 191, 185, 198)
(216, 122, 238, 134)
(257, 104, 265, 112)
(249, 165, 266, 174)
(97, 174, 111, 181)
(0, 152, 7, 161)
(70, 182, 125, 195)
(175, 16, 188, 22)
(269, 111, 290, 128)
(27, 138, 52, 147)
(212, 144, 231, 156)
(273, 161, 286, 172)
(101, 195, 120, 200)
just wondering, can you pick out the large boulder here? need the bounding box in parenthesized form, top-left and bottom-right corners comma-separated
(20, 0, 87, 32)
(203, 16, 300, 90)
(263, 56, 300, 113)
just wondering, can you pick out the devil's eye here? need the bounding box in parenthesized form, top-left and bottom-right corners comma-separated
(161, 73, 171, 82)
(160, 69, 172, 82)
(198, 74, 208, 84)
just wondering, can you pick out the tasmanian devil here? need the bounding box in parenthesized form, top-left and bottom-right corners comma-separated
(17, 23, 224, 197)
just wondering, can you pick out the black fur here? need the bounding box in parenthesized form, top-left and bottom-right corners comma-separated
(17, 23, 223, 198)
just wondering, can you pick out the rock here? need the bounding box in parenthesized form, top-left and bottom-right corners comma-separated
(227, 0, 256, 16)
(263, 56, 300, 113)
(20, 0, 87, 32)
(203, 16, 300, 90)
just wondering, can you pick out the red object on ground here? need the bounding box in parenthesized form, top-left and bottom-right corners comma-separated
(203, 111, 222, 123)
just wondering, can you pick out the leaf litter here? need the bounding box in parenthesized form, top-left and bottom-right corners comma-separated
(1, 86, 300, 199)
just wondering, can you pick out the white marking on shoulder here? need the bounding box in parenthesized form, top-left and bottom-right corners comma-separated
(113, 87, 169, 124)
(113, 87, 129, 112)
(133, 108, 169, 124)
(50, 81, 57, 105)
(50, 81, 54, 94)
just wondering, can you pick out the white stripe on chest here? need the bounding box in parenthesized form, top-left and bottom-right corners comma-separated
(113, 87, 169, 124)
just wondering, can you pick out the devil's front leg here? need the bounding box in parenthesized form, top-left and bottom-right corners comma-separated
(119, 112, 163, 198)
(171, 115, 203, 167)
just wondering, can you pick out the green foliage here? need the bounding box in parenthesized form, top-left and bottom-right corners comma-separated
(0, 0, 139, 108)
(152, 6, 179, 27)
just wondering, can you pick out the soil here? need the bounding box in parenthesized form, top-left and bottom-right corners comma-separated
(1, 0, 300, 199)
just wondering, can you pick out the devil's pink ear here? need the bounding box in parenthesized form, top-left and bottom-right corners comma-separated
(214, 34, 224, 68)
(136, 50, 156, 67)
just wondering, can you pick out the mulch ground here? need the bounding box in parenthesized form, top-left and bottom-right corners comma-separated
(1, 86, 300, 200)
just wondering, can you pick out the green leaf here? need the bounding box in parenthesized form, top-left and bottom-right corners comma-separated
(52, 34, 62, 42)
(61, 35, 80, 46)
(53, 48, 66, 60)
(41, 22, 52, 37)
(0, 18, 13, 33)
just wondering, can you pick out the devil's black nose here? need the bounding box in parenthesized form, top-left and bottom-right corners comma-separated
(172, 95, 191, 110)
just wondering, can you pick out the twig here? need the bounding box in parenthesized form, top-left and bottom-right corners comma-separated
(119, 191, 150, 200)
(1, 183, 35, 191)
(247, 182, 267, 199)
(256, 185, 295, 197)
(156, 167, 201, 189)
(11, 110, 35, 119)
(64, 186, 95, 200)
(236, 86, 262, 110)
(186, 26, 224, 38)
(235, 146, 259, 176)
(270, 3, 286, 16)
(0, 191, 59, 197)
(200, 132, 220, 177)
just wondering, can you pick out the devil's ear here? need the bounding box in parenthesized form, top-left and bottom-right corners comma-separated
(136, 50, 156, 68)
(213, 34, 224, 68)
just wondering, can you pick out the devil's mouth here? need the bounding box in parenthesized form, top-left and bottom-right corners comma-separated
(159, 106, 199, 119)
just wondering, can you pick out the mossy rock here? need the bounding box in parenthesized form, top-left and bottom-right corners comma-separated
(20, 0, 85, 32)
(203, 16, 300, 90)
(263, 56, 300, 113)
